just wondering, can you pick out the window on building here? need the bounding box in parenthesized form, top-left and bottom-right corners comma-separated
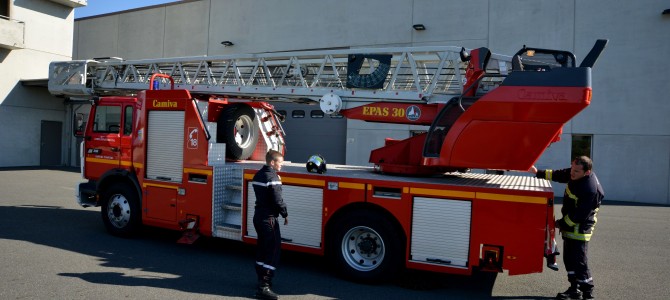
(0, 0, 9, 18)
(292, 110, 305, 118)
(410, 130, 427, 137)
(276, 110, 287, 118)
(571, 134, 592, 159)
(330, 113, 343, 119)
(310, 110, 324, 118)
(92, 105, 121, 133)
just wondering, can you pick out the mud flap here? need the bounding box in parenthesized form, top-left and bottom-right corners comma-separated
(177, 217, 200, 244)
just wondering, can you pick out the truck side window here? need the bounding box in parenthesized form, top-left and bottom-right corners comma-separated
(123, 106, 133, 135)
(92, 105, 122, 133)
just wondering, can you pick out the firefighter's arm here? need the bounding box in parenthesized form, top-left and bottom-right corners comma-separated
(271, 184, 288, 219)
(556, 217, 573, 231)
(535, 168, 571, 183)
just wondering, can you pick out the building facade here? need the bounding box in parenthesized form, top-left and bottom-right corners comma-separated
(0, 0, 85, 167)
(2, 0, 669, 204)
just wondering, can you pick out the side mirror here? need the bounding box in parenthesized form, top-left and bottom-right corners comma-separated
(74, 113, 86, 137)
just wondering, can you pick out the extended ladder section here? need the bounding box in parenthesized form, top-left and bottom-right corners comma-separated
(48, 46, 511, 105)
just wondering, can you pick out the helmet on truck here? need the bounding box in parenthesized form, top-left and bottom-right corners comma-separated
(306, 154, 327, 174)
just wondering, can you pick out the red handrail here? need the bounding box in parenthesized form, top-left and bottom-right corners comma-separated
(149, 74, 175, 90)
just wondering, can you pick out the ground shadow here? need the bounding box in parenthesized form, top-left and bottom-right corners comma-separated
(0, 204, 545, 299)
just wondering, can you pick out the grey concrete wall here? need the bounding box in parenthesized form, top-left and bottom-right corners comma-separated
(117, 8, 166, 60)
(207, 0, 413, 55)
(488, 1, 575, 54)
(75, 16, 118, 59)
(164, 0, 209, 57)
(61, 0, 670, 203)
(596, 135, 670, 204)
(14, 0, 74, 56)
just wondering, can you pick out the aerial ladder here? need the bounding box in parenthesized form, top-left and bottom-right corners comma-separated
(49, 40, 607, 174)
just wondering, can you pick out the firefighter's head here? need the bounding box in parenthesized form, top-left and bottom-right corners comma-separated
(266, 150, 284, 172)
(570, 156, 592, 180)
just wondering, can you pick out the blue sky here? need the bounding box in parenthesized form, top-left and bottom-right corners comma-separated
(75, 0, 181, 19)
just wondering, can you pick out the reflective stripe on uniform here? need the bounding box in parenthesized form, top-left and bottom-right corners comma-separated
(565, 186, 579, 201)
(562, 230, 592, 241)
(545, 170, 553, 181)
(252, 181, 282, 187)
(256, 261, 276, 270)
(564, 215, 577, 227)
(577, 277, 593, 283)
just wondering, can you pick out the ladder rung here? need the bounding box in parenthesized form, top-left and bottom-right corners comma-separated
(222, 203, 241, 211)
(225, 185, 242, 190)
(216, 223, 241, 231)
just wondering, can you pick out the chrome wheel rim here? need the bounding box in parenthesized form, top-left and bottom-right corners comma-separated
(341, 226, 385, 272)
(107, 194, 131, 229)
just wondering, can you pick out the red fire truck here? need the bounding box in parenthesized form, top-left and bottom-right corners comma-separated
(48, 40, 606, 282)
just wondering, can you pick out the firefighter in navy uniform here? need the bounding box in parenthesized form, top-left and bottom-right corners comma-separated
(252, 150, 288, 300)
(530, 156, 603, 300)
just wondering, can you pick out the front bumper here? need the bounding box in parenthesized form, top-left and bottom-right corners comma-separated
(76, 181, 97, 207)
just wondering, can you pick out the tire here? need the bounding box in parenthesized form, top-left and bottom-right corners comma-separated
(101, 183, 141, 237)
(327, 210, 404, 284)
(217, 104, 259, 160)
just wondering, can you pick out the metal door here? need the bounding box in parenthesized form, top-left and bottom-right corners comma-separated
(273, 103, 346, 164)
(40, 120, 62, 166)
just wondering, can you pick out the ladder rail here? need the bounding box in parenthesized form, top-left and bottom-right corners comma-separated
(49, 46, 512, 104)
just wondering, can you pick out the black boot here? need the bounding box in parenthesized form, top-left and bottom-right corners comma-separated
(255, 265, 264, 284)
(555, 285, 582, 300)
(579, 284, 595, 300)
(255, 269, 279, 300)
(256, 283, 279, 300)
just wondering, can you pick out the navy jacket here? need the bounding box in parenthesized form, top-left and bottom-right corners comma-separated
(537, 168, 604, 241)
(252, 165, 288, 218)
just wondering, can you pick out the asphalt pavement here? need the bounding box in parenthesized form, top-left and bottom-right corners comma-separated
(1, 168, 669, 299)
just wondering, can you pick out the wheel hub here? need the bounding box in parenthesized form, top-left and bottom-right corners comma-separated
(357, 235, 378, 256)
(234, 115, 254, 147)
(107, 194, 131, 229)
(341, 226, 385, 271)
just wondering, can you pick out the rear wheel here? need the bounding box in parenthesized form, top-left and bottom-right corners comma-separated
(101, 183, 141, 237)
(217, 104, 259, 160)
(327, 210, 404, 283)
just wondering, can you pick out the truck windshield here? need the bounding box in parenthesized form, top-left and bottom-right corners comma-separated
(92, 105, 121, 133)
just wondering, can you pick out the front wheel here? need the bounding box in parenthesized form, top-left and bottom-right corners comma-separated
(327, 210, 404, 283)
(101, 183, 141, 237)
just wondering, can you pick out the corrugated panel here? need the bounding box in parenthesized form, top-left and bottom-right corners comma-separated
(146, 111, 184, 182)
(246, 183, 323, 247)
(450, 173, 552, 191)
(411, 197, 471, 267)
